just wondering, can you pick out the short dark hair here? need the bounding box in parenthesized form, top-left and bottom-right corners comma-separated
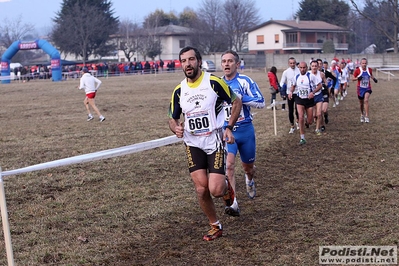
(82, 67, 89, 73)
(222, 50, 240, 63)
(179, 46, 202, 62)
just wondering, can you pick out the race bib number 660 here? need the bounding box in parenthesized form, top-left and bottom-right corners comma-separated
(186, 110, 212, 136)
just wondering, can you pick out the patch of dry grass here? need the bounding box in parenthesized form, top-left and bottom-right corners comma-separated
(0, 71, 398, 265)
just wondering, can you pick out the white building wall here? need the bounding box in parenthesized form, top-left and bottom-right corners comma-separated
(248, 24, 290, 51)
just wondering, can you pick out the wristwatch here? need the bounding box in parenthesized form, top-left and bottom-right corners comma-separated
(226, 125, 234, 131)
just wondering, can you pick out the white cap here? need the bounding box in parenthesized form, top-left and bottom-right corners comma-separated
(331, 60, 337, 65)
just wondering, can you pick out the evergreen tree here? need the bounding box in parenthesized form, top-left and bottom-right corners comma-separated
(296, 0, 350, 27)
(51, 0, 119, 62)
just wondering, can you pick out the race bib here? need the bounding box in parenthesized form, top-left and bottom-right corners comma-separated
(223, 103, 245, 122)
(298, 89, 309, 99)
(186, 110, 212, 136)
(361, 78, 370, 88)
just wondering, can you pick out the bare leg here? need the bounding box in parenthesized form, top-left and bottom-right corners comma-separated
(359, 99, 364, 115)
(226, 153, 236, 192)
(297, 104, 306, 135)
(315, 102, 322, 131)
(87, 98, 102, 117)
(84, 98, 91, 115)
(364, 93, 370, 117)
(242, 162, 255, 181)
(306, 106, 314, 126)
(191, 170, 226, 224)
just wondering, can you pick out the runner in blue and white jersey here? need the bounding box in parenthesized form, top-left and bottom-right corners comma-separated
(309, 60, 324, 135)
(221, 50, 265, 216)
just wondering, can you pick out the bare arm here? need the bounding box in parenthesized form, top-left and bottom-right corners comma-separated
(168, 118, 184, 138)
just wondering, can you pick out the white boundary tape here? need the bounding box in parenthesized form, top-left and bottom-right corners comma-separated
(0, 76, 12, 81)
(2, 135, 182, 177)
(0, 135, 182, 265)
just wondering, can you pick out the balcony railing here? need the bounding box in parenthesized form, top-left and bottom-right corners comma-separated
(284, 43, 348, 49)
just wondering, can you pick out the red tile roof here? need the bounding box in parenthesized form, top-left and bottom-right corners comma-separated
(250, 19, 348, 32)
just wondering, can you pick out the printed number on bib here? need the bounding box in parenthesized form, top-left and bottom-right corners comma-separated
(224, 103, 245, 122)
(224, 104, 232, 121)
(186, 111, 211, 136)
(361, 78, 369, 88)
(299, 89, 309, 98)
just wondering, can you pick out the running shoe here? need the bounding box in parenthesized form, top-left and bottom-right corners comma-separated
(203, 223, 223, 241)
(225, 206, 240, 217)
(99, 116, 106, 122)
(315, 129, 321, 136)
(321, 125, 326, 132)
(335, 99, 339, 106)
(360, 115, 365, 123)
(246, 176, 256, 199)
(299, 139, 306, 145)
(223, 179, 235, 207)
(333, 103, 336, 108)
(87, 115, 94, 121)
(289, 127, 295, 134)
(364, 116, 369, 123)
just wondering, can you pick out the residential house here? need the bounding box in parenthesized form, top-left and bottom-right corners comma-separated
(114, 24, 193, 62)
(247, 18, 349, 55)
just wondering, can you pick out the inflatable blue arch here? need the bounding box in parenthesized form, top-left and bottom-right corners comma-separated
(1, 39, 62, 83)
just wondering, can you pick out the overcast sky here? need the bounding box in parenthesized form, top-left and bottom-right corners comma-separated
(0, 0, 299, 34)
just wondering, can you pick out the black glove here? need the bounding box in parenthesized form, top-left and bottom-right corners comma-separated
(373, 78, 378, 83)
(357, 76, 363, 81)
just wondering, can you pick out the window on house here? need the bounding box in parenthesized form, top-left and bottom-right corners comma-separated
(179, 40, 186, 48)
(275, 34, 279, 43)
(257, 51, 265, 55)
(256, 35, 264, 44)
(287, 33, 297, 43)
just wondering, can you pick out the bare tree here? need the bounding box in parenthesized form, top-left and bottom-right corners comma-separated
(195, 0, 228, 53)
(118, 19, 145, 62)
(0, 15, 35, 48)
(0, 15, 42, 63)
(221, 0, 261, 51)
(350, 0, 399, 53)
(142, 33, 162, 60)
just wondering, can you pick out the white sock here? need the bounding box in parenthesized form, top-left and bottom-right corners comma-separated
(231, 197, 239, 209)
(211, 220, 220, 226)
(245, 174, 250, 184)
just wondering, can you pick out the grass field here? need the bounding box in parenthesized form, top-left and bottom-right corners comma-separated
(0, 70, 398, 265)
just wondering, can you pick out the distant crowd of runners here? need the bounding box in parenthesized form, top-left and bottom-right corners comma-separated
(269, 56, 377, 145)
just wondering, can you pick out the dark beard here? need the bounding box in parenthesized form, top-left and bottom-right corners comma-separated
(184, 67, 199, 79)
